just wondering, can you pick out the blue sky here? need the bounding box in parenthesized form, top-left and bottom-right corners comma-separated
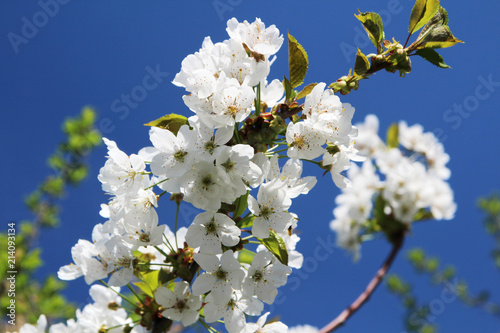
(1, 0, 500, 332)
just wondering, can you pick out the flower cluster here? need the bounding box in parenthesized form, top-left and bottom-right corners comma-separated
(330, 115, 456, 258)
(53, 17, 360, 333)
(19, 285, 145, 333)
(40, 14, 457, 333)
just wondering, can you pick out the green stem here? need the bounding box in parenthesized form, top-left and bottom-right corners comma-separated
(154, 245, 176, 261)
(237, 212, 254, 228)
(175, 201, 181, 249)
(143, 178, 169, 191)
(127, 283, 145, 306)
(98, 280, 138, 308)
(403, 32, 412, 49)
(162, 235, 176, 253)
(198, 319, 218, 332)
(234, 122, 243, 144)
(255, 82, 262, 116)
(272, 148, 289, 154)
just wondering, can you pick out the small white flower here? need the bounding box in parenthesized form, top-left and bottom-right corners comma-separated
(248, 182, 294, 238)
(354, 114, 385, 157)
(186, 211, 241, 254)
(204, 290, 264, 333)
(98, 138, 147, 196)
(242, 251, 291, 304)
(260, 79, 284, 109)
(244, 312, 288, 333)
(286, 122, 325, 160)
(19, 314, 47, 333)
(288, 324, 319, 333)
(189, 115, 233, 162)
(192, 251, 245, 304)
(149, 125, 197, 178)
(216, 144, 262, 196)
(180, 161, 237, 211)
(211, 75, 255, 127)
(155, 281, 202, 327)
(226, 18, 284, 57)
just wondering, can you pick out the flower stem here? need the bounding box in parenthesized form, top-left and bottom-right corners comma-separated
(234, 122, 243, 144)
(319, 232, 405, 333)
(174, 201, 181, 249)
(143, 177, 169, 191)
(127, 283, 145, 306)
(255, 82, 262, 116)
(198, 319, 218, 332)
(98, 280, 138, 308)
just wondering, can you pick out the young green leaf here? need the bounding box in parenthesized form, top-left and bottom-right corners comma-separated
(415, 25, 463, 49)
(282, 76, 294, 103)
(134, 281, 154, 298)
(233, 191, 249, 218)
(238, 248, 256, 265)
(134, 270, 160, 298)
(354, 48, 370, 75)
(354, 11, 384, 49)
(386, 123, 399, 148)
(288, 32, 308, 88)
(415, 49, 450, 68)
(144, 114, 189, 135)
(411, 6, 464, 50)
(296, 82, 318, 100)
(408, 0, 440, 34)
(258, 230, 288, 265)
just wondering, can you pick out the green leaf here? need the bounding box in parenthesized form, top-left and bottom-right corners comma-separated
(296, 83, 318, 100)
(238, 215, 255, 229)
(354, 11, 384, 49)
(41, 176, 65, 197)
(144, 114, 189, 135)
(412, 6, 464, 50)
(238, 248, 256, 265)
(407, 248, 426, 265)
(408, 0, 440, 34)
(415, 49, 450, 68)
(354, 49, 370, 75)
(258, 230, 288, 265)
(386, 123, 399, 148)
(233, 191, 249, 218)
(282, 76, 294, 103)
(288, 32, 308, 88)
(21, 249, 42, 271)
(134, 282, 154, 298)
(134, 270, 160, 297)
(416, 25, 463, 49)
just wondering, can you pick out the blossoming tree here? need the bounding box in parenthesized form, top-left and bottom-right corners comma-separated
(17, 1, 466, 332)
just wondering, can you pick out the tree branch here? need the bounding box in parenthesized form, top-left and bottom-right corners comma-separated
(319, 232, 405, 333)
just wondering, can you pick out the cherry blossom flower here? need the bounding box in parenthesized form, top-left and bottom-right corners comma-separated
(241, 251, 291, 304)
(192, 251, 245, 304)
(244, 312, 288, 333)
(204, 290, 264, 333)
(248, 182, 294, 238)
(155, 281, 202, 326)
(186, 211, 241, 254)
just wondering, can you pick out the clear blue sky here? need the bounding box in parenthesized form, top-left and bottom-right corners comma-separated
(1, 1, 499, 332)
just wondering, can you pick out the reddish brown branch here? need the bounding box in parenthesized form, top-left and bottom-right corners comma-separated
(319, 233, 405, 333)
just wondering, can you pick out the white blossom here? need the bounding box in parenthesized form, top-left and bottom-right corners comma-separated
(155, 281, 202, 326)
(192, 251, 245, 304)
(186, 211, 241, 254)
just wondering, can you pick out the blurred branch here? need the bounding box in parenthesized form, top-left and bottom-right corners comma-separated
(0, 107, 101, 329)
(319, 232, 405, 333)
(478, 193, 500, 270)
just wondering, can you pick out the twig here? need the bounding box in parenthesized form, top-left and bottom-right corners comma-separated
(319, 232, 405, 333)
